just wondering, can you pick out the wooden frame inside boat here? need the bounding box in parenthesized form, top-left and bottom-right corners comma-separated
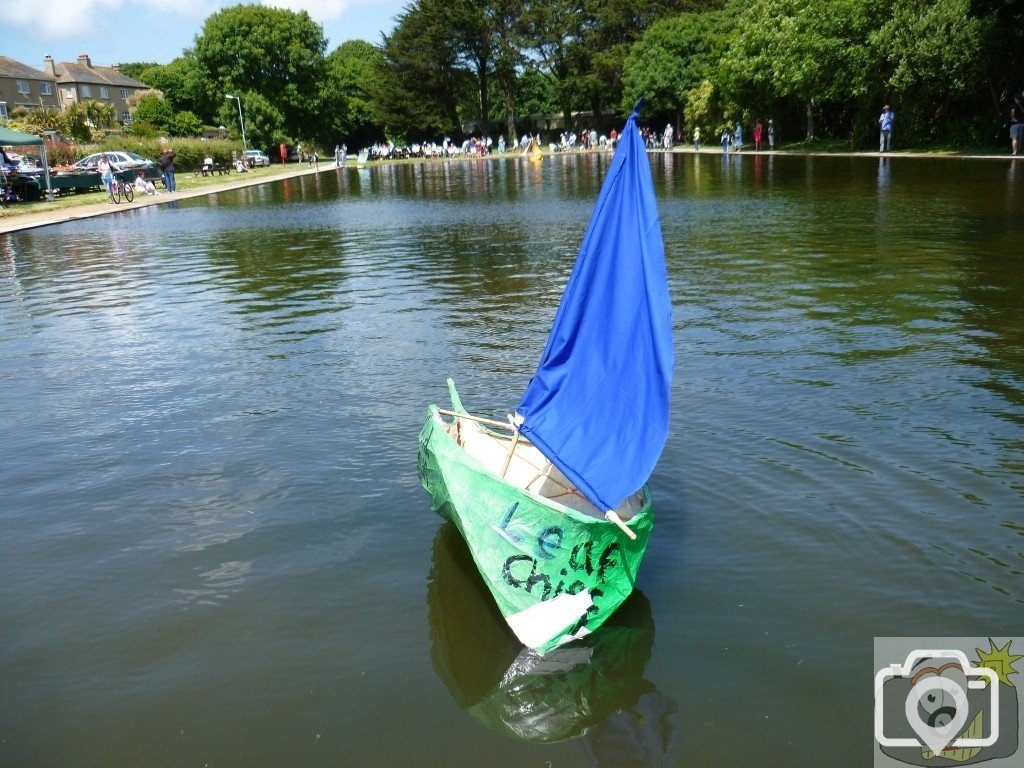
(433, 407, 645, 523)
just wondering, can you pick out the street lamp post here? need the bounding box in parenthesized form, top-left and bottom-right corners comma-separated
(224, 94, 247, 162)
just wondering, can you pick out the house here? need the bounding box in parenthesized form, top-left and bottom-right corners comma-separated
(0, 56, 61, 120)
(43, 54, 149, 125)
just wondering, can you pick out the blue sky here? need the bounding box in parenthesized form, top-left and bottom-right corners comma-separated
(7, 0, 405, 71)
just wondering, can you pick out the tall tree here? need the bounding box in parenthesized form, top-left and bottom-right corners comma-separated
(719, 0, 881, 138)
(139, 58, 212, 117)
(117, 62, 159, 82)
(869, 0, 986, 141)
(444, 0, 495, 134)
(584, 0, 692, 119)
(970, 0, 1024, 116)
(621, 9, 735, 124)
(217, 90, 286, 151)
(191, 4, 329, 143)
(521, 0, 593, 130)
(132, 92, 174, 128)
(376, 1, 467, 140)
(326, 40, 386, 148)
(489, 0, 527, 141)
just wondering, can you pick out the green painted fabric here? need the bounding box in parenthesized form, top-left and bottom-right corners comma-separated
(418, 381, 653, 654)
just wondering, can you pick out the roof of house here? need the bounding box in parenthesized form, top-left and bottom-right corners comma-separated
(0, 56, 55, 82)
(53, 59, 147, 89)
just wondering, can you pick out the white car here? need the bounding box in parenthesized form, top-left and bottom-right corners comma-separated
(74, 151, 156, 172)
(245, 150, 271, 167)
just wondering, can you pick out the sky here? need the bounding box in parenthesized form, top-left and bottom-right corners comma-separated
(6, 0, 405, 70)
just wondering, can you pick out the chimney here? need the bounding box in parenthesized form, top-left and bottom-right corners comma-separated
(111, 64, 120, 72)
(77, 54, 92, 68)
(43, 55, 57, 77)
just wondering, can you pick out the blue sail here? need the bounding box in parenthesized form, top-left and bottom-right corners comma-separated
(515, 104, 674, 513)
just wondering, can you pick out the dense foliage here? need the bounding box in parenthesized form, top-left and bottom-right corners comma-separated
(100, 0, 1023, 150)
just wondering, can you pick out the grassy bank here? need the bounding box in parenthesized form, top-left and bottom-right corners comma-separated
(0, 161, 298, 221)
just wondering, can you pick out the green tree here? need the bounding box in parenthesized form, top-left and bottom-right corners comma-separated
(442, 0, 495, 133)
(132, 92, 174, 128)
(81, 100, 117, 129)
(719, 0, 881, 138)
(166, 110, 205, 137)
(521, 0, 592, 130)
(139, 58, 212, 117)
(326, 40, 386, 147)
(219, 90, 285, 152)
(621, 10, 735, 124)
(515, 66, 559, 124)
(869, 0, 986, 142)
(118, 62, 159, 82)
(974, 0, 1024, 119)
(192, 4, 329, 142)
(489, 0, 527, 141)
(62, 102, 91, 142)
(376, 1, 467, 140)
(583, 0, 693, 120)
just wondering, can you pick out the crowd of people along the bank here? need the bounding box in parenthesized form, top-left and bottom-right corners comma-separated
(646, 118, 776, 153)
(348, 94, 1023, 161)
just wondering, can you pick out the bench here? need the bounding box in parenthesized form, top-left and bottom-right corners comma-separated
(194, 163, 232, 177)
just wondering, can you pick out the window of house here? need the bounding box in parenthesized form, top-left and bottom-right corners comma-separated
(80, 84, 92, 98)
(16, 80, 30, 95)
(65, 88, 74, 99)
(99, 86, 109, 99)
(121, 88, 129, 100)
(41, 82, 53, 96)
(0, 102, 8, 120)
(122, 112, 131, 123)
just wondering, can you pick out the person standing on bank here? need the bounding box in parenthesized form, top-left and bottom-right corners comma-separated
(767, 119, 776, 150)
(98, 154, 118, 199)
(1010, 93, 1024, 155)
(878, 105, 896, 152)
(159, 147, 176, 192)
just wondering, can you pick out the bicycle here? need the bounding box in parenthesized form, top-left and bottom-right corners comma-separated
(109, 177, 134, 204)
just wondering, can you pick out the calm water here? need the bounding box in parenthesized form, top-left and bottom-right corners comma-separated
(1, 152, 1022, 766)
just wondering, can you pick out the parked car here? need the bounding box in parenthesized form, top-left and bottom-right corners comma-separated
(245, 149, 271, 167)
(74, 151, 157, 172)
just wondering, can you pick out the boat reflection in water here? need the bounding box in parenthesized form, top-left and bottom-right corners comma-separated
(428, 523, 680, 762)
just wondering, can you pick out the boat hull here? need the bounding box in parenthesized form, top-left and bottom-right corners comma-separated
(417, 394, 653, 654)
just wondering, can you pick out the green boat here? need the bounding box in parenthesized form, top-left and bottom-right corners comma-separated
(418, 100, 674, 654)
(418, 381, 654, 653)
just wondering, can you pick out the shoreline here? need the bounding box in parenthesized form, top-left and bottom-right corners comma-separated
(0, 162, 334, 235)
(1, 146, 1018, 235)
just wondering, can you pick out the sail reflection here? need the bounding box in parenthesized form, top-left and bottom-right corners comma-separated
(427, 522, 679, 759)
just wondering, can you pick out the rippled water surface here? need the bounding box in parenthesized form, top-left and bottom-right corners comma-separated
(1, 153, 1022, 766)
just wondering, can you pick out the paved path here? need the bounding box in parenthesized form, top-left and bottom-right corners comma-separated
(0, 163, 336, 235)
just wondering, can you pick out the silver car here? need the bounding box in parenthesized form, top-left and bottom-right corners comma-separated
(244, 150, 271, 167)
(74, 151, 156, 171)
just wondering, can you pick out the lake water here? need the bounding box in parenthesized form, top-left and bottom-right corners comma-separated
(1, 152, 1021, 767)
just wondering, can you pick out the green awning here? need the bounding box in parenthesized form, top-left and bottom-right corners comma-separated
(0, 127, 43, 146)
(0, 127, 52, 199)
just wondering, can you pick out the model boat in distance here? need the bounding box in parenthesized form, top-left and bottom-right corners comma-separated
(418, 99, 674, 654)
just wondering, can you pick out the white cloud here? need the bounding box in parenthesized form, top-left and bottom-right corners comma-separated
(263, 0, 352, 23)
(11, 0, 125, 39)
